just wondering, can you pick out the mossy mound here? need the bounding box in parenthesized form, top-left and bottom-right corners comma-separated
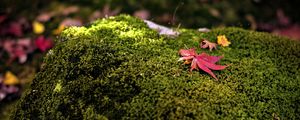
(11, 15, 300, 119)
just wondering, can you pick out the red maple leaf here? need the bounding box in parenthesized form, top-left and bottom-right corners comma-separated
(178, 48, 227, 80)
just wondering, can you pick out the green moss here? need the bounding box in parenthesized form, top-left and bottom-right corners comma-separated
(11, 15, 300, 119)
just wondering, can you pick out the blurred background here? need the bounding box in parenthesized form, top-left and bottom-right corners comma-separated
(1, 0, 300, 119)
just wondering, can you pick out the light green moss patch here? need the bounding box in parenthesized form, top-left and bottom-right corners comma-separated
(53, 80, 62, 92)
(11, 15, 300, 119)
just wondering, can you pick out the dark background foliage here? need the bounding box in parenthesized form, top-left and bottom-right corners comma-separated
(2, 0, 300, 28)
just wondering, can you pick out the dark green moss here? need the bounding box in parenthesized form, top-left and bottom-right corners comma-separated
(11, 15, 300, 120)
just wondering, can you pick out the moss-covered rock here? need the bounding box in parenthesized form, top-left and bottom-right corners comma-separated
(11, 15, 300, 119)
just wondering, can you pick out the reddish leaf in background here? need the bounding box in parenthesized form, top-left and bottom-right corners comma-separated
(7, 22, 23, 37)
(35, 36, 53, 52)
(273, 24, 300, 40)
(62, 6, 80, 16)
(200, 39, 217, 51)
(36, 12, 54, 22)
(0, 17, 30, 37)
(134, 9, 150, 20)
(277, 9, 290, 26)
(61, 18, 82, 27)
(3, 38, 33, 64)
(0, 15, 7, 23)
(0, 84, 20, 101)
(178, 48, 227, 80)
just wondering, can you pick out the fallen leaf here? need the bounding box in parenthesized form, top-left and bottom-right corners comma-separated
(62, 6, 79, 16)
(134, 9, 150, 20)
(245, 14, 257, 30)
(144, 20, 180, 36)
(36, 12, 54, 22)
(198, 28, 211, 32)
(89, 4, 121, 21)
(3, 38, 33, 64)
(101, 4, 121, 18)
(0, 79, 20, 101)
(179, 48, 227, 80)
(277, 9, 290, 26)
(61, 18, 82, 27)
(157, 13, 173, 23)
(18, 17, 31, 30)
(0, 92, 6, 101)
(179, 48, 197, 57)
(3, 71, 20, 85)
(35, 36, 53, 52)
(52, 24, 65, 35)
(217, 35, 231, 47)
(1, 85, 19, 94)
(198, 52, 224, 64)
(0, 15, 7, 23)
(273, 24, 300, 40)
(8, 22, 23, 37)
(200, 39, 217, 51)
(89, 10, 102, 21)
(209, 8, 221, 18)
(32, 21, 45, 34)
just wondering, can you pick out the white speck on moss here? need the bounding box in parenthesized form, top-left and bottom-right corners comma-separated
(46, 49, 54, 56)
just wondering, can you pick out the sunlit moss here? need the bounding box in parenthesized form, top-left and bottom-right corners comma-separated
(53, 80, 62, 92)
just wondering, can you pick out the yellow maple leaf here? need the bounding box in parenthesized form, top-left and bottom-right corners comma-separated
(3, 71, 20, 85)
(52, 24, 65, 35)
(33, 21, 45, 34)
(217, 35, 231, 47)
